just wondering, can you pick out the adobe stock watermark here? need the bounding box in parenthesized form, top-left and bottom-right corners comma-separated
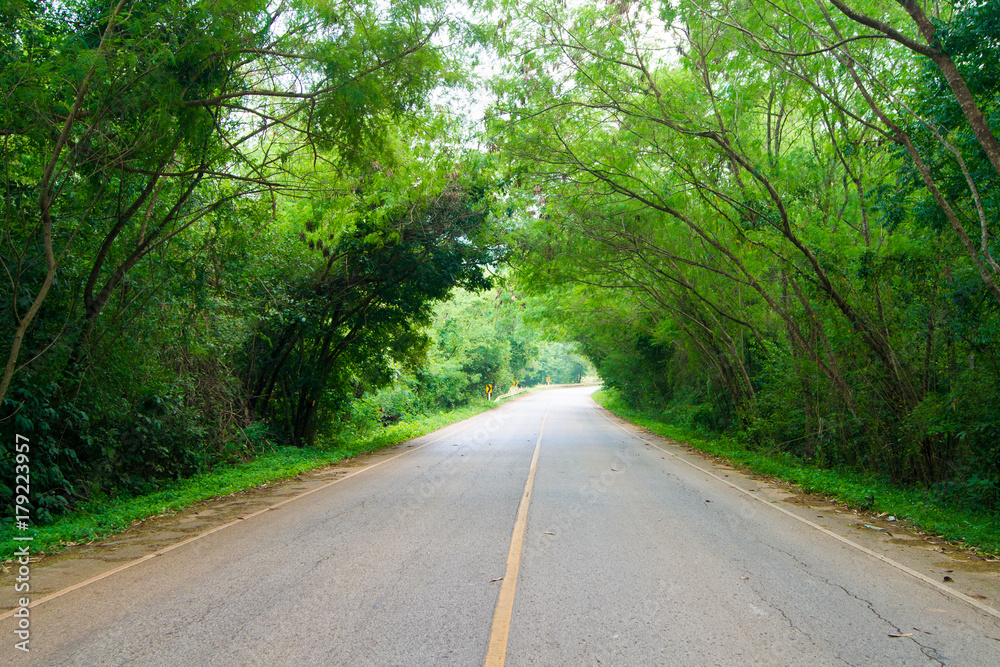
(524, 440, 685, 626)
(11, 433, 33, 653)
(527, 442, 637, 559)
(397, 410, 511, 523)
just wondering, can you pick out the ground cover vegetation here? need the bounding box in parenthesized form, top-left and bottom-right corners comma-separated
(490, 0, 1000, 520)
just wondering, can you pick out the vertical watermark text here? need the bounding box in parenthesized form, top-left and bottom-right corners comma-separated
(12, 433, 32, 653)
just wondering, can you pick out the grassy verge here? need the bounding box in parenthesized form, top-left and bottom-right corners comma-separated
(593, 389, 1000, 557)
(1, 400, 501, 561)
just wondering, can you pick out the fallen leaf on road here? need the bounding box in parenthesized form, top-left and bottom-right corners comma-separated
(943, 576, 954, 582)
(543, 531, 555, 535)
(490, 577, 504, 583)
(969, 593, 988, 600)
(611, 468, 620, 472)
(888, 633, 913, 638)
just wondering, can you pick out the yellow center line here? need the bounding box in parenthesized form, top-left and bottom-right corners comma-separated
(484, 405, 549, 667)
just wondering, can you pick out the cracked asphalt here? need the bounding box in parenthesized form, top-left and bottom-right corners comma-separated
(2, 386, 1000, 665)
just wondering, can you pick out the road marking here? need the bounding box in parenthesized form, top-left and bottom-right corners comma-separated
(594, 402, 1000, 623)
(484, 406, 549, 667)
(0, 405, 522, 621)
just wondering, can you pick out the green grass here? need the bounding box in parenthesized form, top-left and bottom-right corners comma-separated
(1, 401, 501, 561)
(593, 389, 1000, 557)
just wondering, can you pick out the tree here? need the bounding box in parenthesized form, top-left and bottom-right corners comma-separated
(492, 0, 1000, 488)
(0, 0, 459, 408)
(243, 174, 502, 446)
(0, 0, 486, 515)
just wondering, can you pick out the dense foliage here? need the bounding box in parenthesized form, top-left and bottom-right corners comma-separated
(492, 0, 1000, 511)
(243, 184, 502, 446)
(0, 0, 507, 519)
(368, 288, 594, 426)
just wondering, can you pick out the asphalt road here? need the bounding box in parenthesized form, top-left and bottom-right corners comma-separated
(3, 386, 1000, 665)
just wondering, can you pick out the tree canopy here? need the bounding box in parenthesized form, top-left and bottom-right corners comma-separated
(490, 0, 1000, 507)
